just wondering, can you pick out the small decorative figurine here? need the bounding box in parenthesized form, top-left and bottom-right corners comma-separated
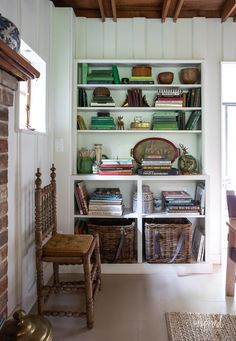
(178, 144, 198, 175)
(117, 116, 124, 130)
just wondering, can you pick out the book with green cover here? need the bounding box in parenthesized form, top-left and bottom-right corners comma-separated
(185, 110, 201, 130)
(81, 63, 88, 84)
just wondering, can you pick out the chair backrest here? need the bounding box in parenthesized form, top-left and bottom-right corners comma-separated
(226, 190, 236, 218)
(35, 164, 57, 247)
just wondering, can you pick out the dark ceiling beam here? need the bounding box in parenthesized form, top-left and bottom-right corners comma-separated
(173, 0, 185, 22)
(97, 0, 106, 22)
(221, 0, 236, 22)
(111, 0, 117, 22)
(162, 0, 171, 23)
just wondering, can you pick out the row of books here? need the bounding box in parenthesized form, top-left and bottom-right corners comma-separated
(77, 111, 201, 131)
(74, 183, 205, 217)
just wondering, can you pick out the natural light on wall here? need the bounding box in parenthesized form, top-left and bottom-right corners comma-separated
(18, 40, 46, 133)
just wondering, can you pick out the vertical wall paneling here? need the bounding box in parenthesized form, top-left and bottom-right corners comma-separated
(19, 132, 37, 312)
(75, 18, 87, 58)
(133, 18, 146, 58)
(222, 21, 236, 60)
(0, 0, 19, 26)
(38, 0, 51, 61)
(21, 0, 38, 51)
(175, 19, 192, 59)
(103, 19, 116, 58)
(193, 18, 207, 59)
(205, 19, 222, 260)
(146, 20, 163, 59)
(52, 8, 74, 233)
(116, 19, 133, 58)
(162, 19, 177, 59)
(86, 19, 104, 58)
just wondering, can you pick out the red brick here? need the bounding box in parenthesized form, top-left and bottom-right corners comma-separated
(0, 122, 8, 137)
(0, 170, 7, 185)
(0, 306, 7, 321)
(0, 154, 8, 170)
(0, 70, 18, 91)
(0, 291, 7, 315)
(0, 276, 7, 294)
(0, 245, 7, 263)
(0, 216, 7, 231)
(0, 139, 7, 153)
(2, 88, 14, 107)
(0, 201, 7, 217)
(0, 260, 7, 278)
(0, 230, 7, 248)
(0, 107, 8, 121)
(0, 185, 7, 203)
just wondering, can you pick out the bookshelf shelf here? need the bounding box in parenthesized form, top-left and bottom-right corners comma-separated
(76, 106, 202, 111)
(72, 59, 208, 272)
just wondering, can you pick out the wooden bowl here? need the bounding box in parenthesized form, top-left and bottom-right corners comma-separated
(157, 72, 174, 84)
(132, 65, 152, 77)
(180, 68, 199, 84)
(93, 87, 110, 97)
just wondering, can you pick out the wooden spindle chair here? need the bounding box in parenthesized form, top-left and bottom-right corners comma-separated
(35, 164, 101, 329)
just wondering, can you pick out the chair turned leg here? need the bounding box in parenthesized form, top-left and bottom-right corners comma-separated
(36, 254, 44, 315)
(83, 255, 94, 329)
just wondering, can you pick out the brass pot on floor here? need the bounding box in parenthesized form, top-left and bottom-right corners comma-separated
(0, 310, 53, 340)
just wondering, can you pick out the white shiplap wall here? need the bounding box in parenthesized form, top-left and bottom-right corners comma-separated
(72, 17, 236, 263)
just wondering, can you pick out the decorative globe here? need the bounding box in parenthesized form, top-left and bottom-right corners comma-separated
(0, 14, 21, 52)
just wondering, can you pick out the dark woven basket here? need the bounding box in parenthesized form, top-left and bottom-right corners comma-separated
(144, 218, 192, 264)
(87, 219, 136, 263)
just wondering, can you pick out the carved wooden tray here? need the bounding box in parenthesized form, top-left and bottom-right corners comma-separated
(132, 137, 178, 164)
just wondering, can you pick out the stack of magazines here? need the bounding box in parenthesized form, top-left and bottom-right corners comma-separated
(88, 187, 124, 216)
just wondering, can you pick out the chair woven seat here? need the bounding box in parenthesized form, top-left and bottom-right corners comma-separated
(43, 233, 94, 257)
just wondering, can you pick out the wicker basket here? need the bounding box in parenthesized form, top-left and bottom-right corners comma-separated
(144, 218, 192, 264)
(87, 219, 136, 263)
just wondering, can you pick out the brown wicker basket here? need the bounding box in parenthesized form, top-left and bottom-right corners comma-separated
(87, 219, 136, 263)
(144, 218, 192, 264)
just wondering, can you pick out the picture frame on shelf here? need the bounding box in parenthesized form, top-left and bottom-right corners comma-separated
(195, 182, 205, 215)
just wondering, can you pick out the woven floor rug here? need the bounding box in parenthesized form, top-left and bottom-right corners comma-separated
(166, 312, 236, 341)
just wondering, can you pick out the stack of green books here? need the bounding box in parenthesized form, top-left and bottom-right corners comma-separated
(90, 114, 116, 130)
(87, 69, 113, 84)
(129, 76, 154, 84)
(152, 111, 178, 130)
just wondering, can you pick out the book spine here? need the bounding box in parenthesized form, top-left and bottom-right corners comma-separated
(81, 63, 88, 84)
(76, 182, 89, 214)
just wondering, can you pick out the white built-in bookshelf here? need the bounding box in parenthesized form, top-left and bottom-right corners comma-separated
(71, 59, 211, 274)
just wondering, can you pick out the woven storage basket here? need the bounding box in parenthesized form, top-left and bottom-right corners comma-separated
(144, 218, 192, 264)
(87, 219, 136, 263)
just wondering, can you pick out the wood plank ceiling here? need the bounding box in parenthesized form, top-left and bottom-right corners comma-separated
(51, 0, 236, 23)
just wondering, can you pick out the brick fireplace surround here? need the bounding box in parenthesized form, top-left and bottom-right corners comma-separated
(0, 40, 39, 326)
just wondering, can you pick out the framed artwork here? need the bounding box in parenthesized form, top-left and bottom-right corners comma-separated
(195, 182, 205, 215)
